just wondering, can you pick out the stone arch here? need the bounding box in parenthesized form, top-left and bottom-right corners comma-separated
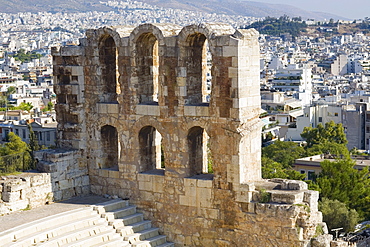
(98, 34, 118, 103)
(178, 25, 215, 105)
(187, 126, 211, 176)
(129, 24, 168, 105)
(100, 125, 118, 169)
(135, 33, 159, 104)
(139, 126, 163, 172)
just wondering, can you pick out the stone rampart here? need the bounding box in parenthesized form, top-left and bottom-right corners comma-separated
(0, 149, 89, 215)
(51, 23, 334, 246)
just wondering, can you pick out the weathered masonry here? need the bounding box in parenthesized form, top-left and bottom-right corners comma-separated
(52, 23, 332, 246)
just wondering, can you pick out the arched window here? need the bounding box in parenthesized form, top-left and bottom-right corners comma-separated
(136, 33, 159, 104)
(187, 126, 211, 176)
(99, 35, 117, 103)
(100, 125, 118, 169)
(139, 126, 163, 171)
(183, 33, 212, 105)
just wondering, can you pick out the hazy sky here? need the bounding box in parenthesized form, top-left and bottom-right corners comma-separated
(249, 0, 369, 20)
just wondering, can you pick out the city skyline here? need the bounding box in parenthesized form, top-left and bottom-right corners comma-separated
(247, 0, 369, 20)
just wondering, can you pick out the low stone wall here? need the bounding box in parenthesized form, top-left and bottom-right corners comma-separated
(35, 149, 90, 201)
(90, 170, 334, 247)
(0, 149, 89, 215)
(0, 173, 52, 215)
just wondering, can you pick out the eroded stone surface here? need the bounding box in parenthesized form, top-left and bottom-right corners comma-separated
(50, 23, 332, 246)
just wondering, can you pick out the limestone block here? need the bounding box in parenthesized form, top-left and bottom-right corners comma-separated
(228, 67, 238, 78)
(98, 169, 109, 178)
(303, 190, 319, 212)
(223, 46, 238, 57)
(177, 67, 187, 77)
(74, 177, 82, 187)
(197, 187, 212, 208)
(107, 103, 119, 114)
(235, 191, 253, 203)
(196, 106, 209, 116)
(184, 106, 196, 116)
(5, 181, 27, 192)
(39, 162, 57, 173)
(30, 174, 48, 187)
(197, 179, 212, 188)
(59, 179, 73, 190)
(60, 46, 83, 56)
(179, 86, 187, 96)
(97, 103, 107, 114)
(2, 191, 21, 202)
(7, 200, 29, 211)
(136, 105, 147, 115)
(61, 188, 76, 200)
(139, 181, 153, 192)
(138, 173, 152, 182)
(147, 105, 160, 116)
(71, 66, 84, 76)
(271, 191, 304, 204)
(237, 183, 255, 192)
(311, 234, 333, 247)
(179, 195, 196, 207)
(271, 179, 308, 190)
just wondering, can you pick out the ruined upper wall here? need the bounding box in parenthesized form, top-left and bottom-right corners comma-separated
(50, 23, 334, 247)
(53, 22, 262, 182)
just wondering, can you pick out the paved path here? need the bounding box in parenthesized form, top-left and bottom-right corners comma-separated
(0, 195, 111, 232)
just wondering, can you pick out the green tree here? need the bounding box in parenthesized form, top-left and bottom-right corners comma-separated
(261, 157, 306, 180)
(319, 198, 360, 233)
(262, 140, 306, 168)
(315, 158, 370, 220)
(6, 86, 16, 96)
(305, 142, 350, 158)
(301, 121, 347, 148)
(42, 101, 53, 112)
(16, 102, 33, 112)
(28, 124, 40, 168)
(0, 132, 28, 155)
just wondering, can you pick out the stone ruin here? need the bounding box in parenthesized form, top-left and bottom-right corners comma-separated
(43, 23, 338, 246)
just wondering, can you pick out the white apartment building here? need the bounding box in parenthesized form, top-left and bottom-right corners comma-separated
(271, 64, 313, 106)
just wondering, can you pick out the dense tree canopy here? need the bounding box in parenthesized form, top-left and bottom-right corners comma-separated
(261, 157, 305, 180)
(315, 159, 370, 220)
(246, 15, 307, 38)
(0, 132, 28, 155)
(319, 198, 360, 232)
(262, 140, 305, 168)
(301, 121, 347, 148)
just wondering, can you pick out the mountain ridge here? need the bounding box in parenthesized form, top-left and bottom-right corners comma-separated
(0, 0, 347, 20)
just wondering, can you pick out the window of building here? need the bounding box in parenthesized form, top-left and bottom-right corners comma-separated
(308, 171, 315, 180)
(318, 117, 322, 122)
(47, 132, 50, 142)
(22, 129, 26, 139)
(187, 126, 211, 176)
(135, 33, 159, 104)
(182, 33, 212, 106)
(139, 126, 163, 172)
(99, 35, 118, 103)
(100, 125, 118, 169)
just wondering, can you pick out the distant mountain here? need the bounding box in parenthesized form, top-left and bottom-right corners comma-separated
(0, 0, 112, 13)
(0, 0, 347, 20)
(139, 0, 347, 20)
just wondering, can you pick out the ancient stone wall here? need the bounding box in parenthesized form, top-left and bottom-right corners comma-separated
(52, 23, 331, 246)
(0, 149, 88, 215)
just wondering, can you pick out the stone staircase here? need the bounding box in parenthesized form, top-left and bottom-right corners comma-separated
(0, 198, 174, 247)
